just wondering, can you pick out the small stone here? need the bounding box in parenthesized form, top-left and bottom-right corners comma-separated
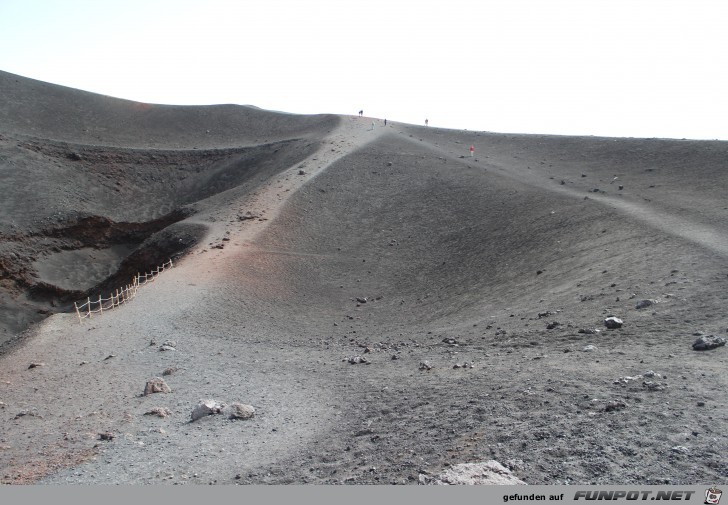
(159, 345, 176, 352)
(14, 409, 41, 419)
(582, 345, 597, 352)
(143, 377, 171, 395)
(344, 356, 369, 365)
(27, 363, 45, 369)
(98, 432, 115, 441)
(419, 360, 433, 370)
(635, 299, 655, 310)
(604, 400, 627, 412)
(144, 407, 172, 418)
(578, 328, 599, 334)
(442, 337, 458, 345)
(162, 367, 177, 376)
(604, 317, 623, 329)
(298, 169, 306, 175)
(356, 297, 367, 303)
(670, 446, 689, 454)
(224, 403, 255, 420)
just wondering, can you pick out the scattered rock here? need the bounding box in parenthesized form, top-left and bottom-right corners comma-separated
(419, 360, 433, 370)
(442, 337, 458, 345)
(453, 362, 474, 369)
(14, 409, 41, 419)
(103, 354, 116, 361)
(191, 399, 224, 421)
(98, 432, 115, 441)
(671, 446, 689, 454)
(27, 362, 45, 369)
(79, 361, 89, 366)
(643, 380, 667, 391)
(537, 311, 554, 318)
(298, 169, 306, 175)
(162, 367, 177, 376)
(344, 356, 369, 365)
(159, 344, 176, 352)
(614, 371, 665, 386)
(546, 321, 559, 330)
(143, 377, 171, 395)
(604, 400, 627, 412)
(692, 335, 726, 351)
(224, 403, 255, 420)
(604, 317, 623, 329)
(144, 407, 172, 418)
(356, 297, 367, 304)
(578, 328, 599, 334)
(420, 460, 526, 485)
(582, 345, 597, 352)
(635, 299, 656, 310)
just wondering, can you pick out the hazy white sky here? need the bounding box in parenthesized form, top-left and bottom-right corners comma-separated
(1, 0, 726, 139)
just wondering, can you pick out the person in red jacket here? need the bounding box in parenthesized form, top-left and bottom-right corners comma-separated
(469, 145, 475, 157)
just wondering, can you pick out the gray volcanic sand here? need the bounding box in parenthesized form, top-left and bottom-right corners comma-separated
(0, 71, 726, 485)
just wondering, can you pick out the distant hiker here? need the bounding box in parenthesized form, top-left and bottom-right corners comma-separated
(469, 145, 475, 157)
(359, 110, 363, 117)
(384, 118, 387, 126)
(371, 121, 375, 130)
(425, 119, 429, 126)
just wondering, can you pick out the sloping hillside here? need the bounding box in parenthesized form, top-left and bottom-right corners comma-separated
(0, 71, 726, 485)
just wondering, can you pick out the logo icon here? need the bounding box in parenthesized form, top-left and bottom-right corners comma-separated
(706, 487, 722, 505)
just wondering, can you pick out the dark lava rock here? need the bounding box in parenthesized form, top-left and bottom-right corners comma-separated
(692, 335, 726, 351)
(604, 400, 627, 412)
(635, 299, 655, 310)
(604, 317, 623, 329)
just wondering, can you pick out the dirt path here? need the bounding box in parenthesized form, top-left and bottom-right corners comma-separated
(398, 133, 728, 259)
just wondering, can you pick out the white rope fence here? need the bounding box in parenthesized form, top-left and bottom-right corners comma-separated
(74, 259, 173, 323)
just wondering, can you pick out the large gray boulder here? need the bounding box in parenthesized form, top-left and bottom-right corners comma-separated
(224, 403, 255, 420)
(692, 335, 726, 351)
(421, 461, 526, 485)
(191, 399, 224, 421)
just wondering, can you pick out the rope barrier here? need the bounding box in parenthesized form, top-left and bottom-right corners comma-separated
(74, 259, 173, 323)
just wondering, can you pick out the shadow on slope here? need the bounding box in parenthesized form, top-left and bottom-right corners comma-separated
(0, 70, 339, 344)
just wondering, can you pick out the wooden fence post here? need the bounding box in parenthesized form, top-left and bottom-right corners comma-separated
(75, 302, 82, 323)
